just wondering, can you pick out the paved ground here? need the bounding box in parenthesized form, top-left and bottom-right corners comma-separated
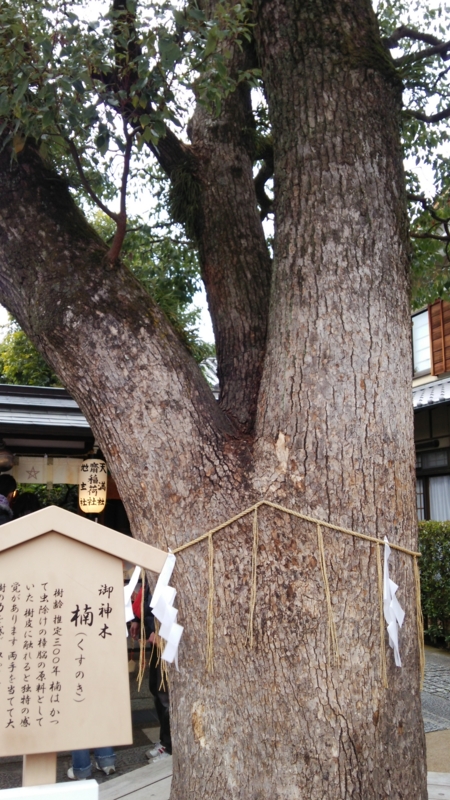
(2, 646, 450, 789)
(422, 646, 450, 733)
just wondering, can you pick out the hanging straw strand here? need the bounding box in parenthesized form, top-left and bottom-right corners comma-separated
(413, 556, 425, 690)
(376, 543, 389, 689)
(247, 508, 259, 648)
(136, 569, 147, 691)
(206, 533, 215, 674)
(317, 524, 340, 664)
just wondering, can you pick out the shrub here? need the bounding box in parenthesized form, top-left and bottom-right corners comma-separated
(419, 520, 450, 647)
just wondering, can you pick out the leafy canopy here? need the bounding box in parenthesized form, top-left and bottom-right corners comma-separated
(0, 0, 449, 328)
(377, 0, 450, 306)
(0, 318, 61, 386)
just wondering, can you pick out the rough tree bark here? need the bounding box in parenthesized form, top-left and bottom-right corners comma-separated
(0, 0, 427, 797)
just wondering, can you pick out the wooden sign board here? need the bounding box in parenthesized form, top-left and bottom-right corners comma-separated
(0, 507, 168, 762)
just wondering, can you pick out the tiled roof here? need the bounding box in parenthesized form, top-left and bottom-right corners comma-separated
(0, 385, 89, 430)
(413, 377, 450, 409)
(0, 408, 89, 428)
(0, 385, 93, 457)
(0, 392, 79, 409)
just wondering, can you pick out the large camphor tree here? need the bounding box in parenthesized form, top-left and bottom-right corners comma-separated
(0, 0, 449, 796)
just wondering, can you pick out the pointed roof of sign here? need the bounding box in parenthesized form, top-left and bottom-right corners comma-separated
(0, 505, 167, 574)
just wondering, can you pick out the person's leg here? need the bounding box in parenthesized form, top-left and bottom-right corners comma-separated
(156, 688, 171, 754)
(70, 749, 92, 780)
(93, 746, 116, 775)
(148, 650, 171, 756)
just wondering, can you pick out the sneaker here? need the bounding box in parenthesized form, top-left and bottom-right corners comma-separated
(95, 761, 116, 776)
(67, 767, 87, 780)
(146, 744, 166, 759)
(150, 750, 171, 763)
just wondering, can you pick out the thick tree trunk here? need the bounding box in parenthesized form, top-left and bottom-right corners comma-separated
(189, 74, 272, 432)
(0, 0, 427, 797)
(149, 42, 272, 434)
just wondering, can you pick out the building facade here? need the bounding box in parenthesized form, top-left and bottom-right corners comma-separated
(413, 299, 450, 520)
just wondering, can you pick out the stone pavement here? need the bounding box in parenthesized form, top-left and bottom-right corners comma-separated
(422, 646, 450, 733)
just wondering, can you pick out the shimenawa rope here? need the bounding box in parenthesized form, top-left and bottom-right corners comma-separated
(173, 499, 424, 685)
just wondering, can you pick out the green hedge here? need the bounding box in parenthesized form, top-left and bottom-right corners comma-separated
(419, 520, 450, 646)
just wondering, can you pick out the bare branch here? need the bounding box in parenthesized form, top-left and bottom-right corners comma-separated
(384, 25, 444, 49)
(408, 192, 450, 222)
(404, 106, 450, 124)
(65, 137, 119, 223)
(396, 40, 450, 67)
(408, 193, 450, 241)
(102, 0, 192, 178)
(411, 232, 450, 241)
(107, 123, 134, 263)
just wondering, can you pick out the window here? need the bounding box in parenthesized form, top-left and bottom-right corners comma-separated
(429, 476, 450, 521)
(416, 479, 425, 521)
(421, 450, 448, 469)
(416, 447, 450, 520)
(412, 310, 431, 376)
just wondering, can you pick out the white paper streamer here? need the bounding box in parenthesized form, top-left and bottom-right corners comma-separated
(150, 552, 183, 666)
(124, 565, 142, 631)
(151, 553, 176, 608)
(383, 537, 405, 667)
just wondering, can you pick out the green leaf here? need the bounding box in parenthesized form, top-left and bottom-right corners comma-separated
(13, 75, 29, 103)
(204, 28, 219, 58)
(158, 36, 182, 69)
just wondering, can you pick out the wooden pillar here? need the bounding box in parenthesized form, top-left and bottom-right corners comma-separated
(22, 752, 57, 786)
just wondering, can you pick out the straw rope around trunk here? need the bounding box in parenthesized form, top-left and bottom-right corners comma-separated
(172, 500, 425, 687)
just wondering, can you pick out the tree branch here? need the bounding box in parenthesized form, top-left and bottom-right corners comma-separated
(103, 0, 193, 178)
(384, 26, 444, 49)
(107, 123, 134, 263)
(408, 193, 450, 240)
(404, 106, 450, 124)
(0, 143, 240, 531)
(395, 40, 450, 67)
(145, 128, 193, 179)
(408, 192, 450, 221)
(411, 232, 450, 241)
(65, 137, 120, 223)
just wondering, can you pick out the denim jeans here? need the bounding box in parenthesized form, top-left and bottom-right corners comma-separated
(71, 747, 116, 779)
